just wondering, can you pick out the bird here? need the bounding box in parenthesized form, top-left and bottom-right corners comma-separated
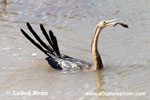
(20, 19, 128, 71)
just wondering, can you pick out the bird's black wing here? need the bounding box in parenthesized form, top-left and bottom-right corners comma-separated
(20, 29, 52, 57)
(49, 30, 61, 56)
(40, 24, 61, 57)
(26, 22, 55, 55)
(20, 22, 64, 70)
(45, 57, 62, 70)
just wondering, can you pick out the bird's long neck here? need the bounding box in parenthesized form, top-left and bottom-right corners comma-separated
(91, 26, 104, 70)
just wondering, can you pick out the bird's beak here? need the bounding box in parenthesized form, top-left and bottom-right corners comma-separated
(105, 19, 119, 26)
(106, 19, 129, 28)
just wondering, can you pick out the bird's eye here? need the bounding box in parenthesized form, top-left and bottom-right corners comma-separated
(103, 21, 106, 24)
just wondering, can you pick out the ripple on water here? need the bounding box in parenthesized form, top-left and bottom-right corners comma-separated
(0, 0, 150, 100)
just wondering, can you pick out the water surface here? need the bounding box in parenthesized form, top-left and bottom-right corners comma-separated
(0, 0, 150, 100)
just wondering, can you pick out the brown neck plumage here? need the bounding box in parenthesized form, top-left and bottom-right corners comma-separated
(91, 25, 104, 70)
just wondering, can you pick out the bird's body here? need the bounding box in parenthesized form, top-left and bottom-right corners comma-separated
(21, 19, 128, 71)
(46, 55, 92, 71)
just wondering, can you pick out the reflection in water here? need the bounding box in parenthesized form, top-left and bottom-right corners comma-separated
(0, 0, 7, 12)
(0, 0, 150, 100)
(94, 71, 107, 100)
(94, 71, 104, 93)
(3, 0, 7, 4)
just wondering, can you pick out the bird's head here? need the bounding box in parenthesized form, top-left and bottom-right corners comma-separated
(97, 19, 128, 29)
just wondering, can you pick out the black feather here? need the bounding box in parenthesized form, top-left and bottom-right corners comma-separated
(45, 57, 62, 70)
(20, 29, 52, 57)
(26, 22, 55, 55)
(49, 30, 61, 56)
(40, 24, 53, 47)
